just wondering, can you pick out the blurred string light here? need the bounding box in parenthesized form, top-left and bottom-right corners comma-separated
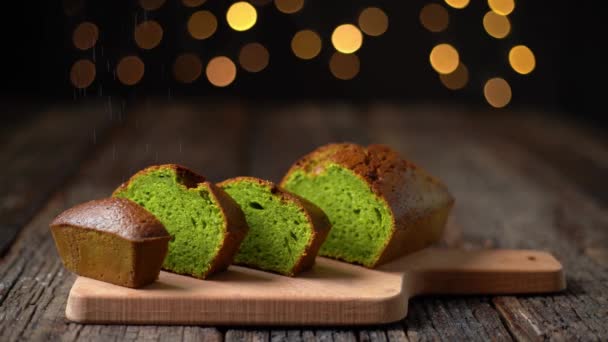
(173, 53, 203, 83)
(439, 63, 468, 90)
(509, 45, 535, 74)
(239, 43, 270, 72)
(484, 77, 511, 108)
(226, 2, 257, 32)
(73, 22, 99, 50)
(139, 0, 165, 11)
(70, 59, 96, 88)
(483, 11, 510, 39)
(419, 4, 449, 33)
(429, 43, 459, 74)
(188, 11, 217, 40)
(134, 20, 163, 50)
(116, 56, 145, 86)
(444, 0, 469, 9)
(206, 56, 237, 87)
(329, 52, 360, 80)
(488, 0, 514, 16)
(291, 30, 322, 59)
(331, 24, 363, 54)
(274, 0, 304, 14)
(182, 0, 206, 7)
(358, 7, 388, 37)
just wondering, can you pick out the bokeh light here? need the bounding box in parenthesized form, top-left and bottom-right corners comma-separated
(187, 11, 217, 40)
(134, 20, 163, 50)
(116, 56, 145, 86)
(291, 30, 322, 60)
(484, 77, 512, 108)
(173, 53, 203, 83)
(483, 11, 510, 39)
(429, 43, 459, 74)
(239, 43, 270, 72)
(444, 0, 469, 9)
(329, 52, 360, 80)
(420, 4, 449, 33)
(182, 0, 206, 7)
(488, 0, 514, 16)
(509, 45, 536, 75)
(274, 0, 304, 14)
(63, 0, 84, 16)
(72, 22, 99, 50)
(226, 2, 257, 32)
(331, 24, 363, 54)
(70, 59, 96, 89)
(139, 0, 165, 11)
(358, 7, 389, 37)
(206, 56, 237, 87)
(439, 63, 469, 90)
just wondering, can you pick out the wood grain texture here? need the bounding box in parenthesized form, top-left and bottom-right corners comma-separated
(65, 249, 564, 325)
(1, 103, 607, 341)
(0, 105, 115, 255)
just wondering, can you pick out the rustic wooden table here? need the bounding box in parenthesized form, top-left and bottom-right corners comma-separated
(1, 102, 607, 341)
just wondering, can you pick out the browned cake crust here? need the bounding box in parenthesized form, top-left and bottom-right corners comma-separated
(281, 143, 455, 267)
(218, 177, 331, 276)
(113, 164, 249, 279)
(51, 197, 168, 240)
(50, 198, 171, 288)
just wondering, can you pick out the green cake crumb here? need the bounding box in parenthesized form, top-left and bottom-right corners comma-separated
(220, 178, 313, 275)
(113, 167, 225, 278)
(282, 164, 392, 267)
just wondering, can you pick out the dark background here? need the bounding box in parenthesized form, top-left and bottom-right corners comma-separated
(2, 1, 605, 124)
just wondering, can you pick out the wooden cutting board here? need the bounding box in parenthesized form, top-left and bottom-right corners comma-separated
(66, 248, 565, 326)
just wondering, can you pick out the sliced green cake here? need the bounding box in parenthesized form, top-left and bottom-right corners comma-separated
(219, 177, 330, 276)
(113, 164, 248, 279)
(281, 143, 454, 268)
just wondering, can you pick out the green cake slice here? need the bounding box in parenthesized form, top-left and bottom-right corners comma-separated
(219, 177, 331, 276)
(113, 164, 248, 279)
(281, 143, 454, 268)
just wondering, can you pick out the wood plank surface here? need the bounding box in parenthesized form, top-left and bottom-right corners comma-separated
(0, 102, 606, 341)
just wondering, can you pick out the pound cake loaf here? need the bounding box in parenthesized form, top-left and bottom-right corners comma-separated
(50, 198, 170, 288)
(281, 143, 454, 268)
(113, 164, 248, 279)
(219, 177, 330, 276)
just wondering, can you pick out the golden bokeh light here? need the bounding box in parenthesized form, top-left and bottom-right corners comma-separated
(488, 0, 514, 15)
(484, 77, 512, 108)
(419, 4, 449, 33)
(173, 53, 203, 83)
(329, 52, 360, 80)
(331, 24, 363, 54)
(239, 42, 270, 72)
(226, 2, 257, 32)
(134, 20, 163, 50)
(182, 0, 206, 7)
(187, 11, 217, 40)
(291, 30, 322, 60)
(509, 45, 536, 75)
(483, 11, 510, 39)
(139, 0, 165, 11)
(116, 56, 145, 86)
(444, 0, 469, 9)
(358, 7, 389, 37)
(439, 63, 469, 90)
(429, 43, 459, 74)
(274, 0, 304, 14)
(73, 22, 99, 50)
(206, 56, 237, 87)
(70, 59, 96, 89)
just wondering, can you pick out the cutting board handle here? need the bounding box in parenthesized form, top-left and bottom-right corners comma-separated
(380, 248, 566, 296)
